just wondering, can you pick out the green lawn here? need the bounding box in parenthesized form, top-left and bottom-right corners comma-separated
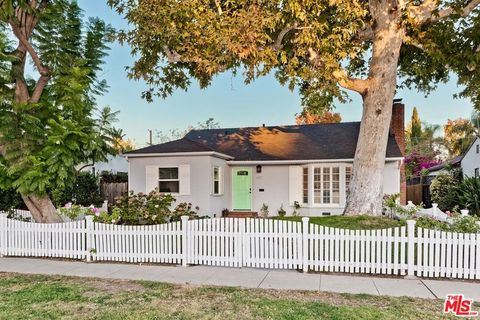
(275, 215, 405, 230)
(0, 273, 457, 319)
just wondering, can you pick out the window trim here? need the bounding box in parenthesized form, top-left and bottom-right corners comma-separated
(158, 167, 180, 194)
(212, 166, 223, 196)
(313, 166, 341, 205)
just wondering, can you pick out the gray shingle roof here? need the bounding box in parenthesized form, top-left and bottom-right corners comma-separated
(127, 122, 403, 161)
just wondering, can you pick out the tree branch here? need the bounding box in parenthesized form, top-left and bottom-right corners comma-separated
(307, 48, 370, 95)
(410, 0, 480, 25)
(271, 24, 312, 51)
(356, 25, 374, 42)
(30, 74, 50, 103)
(9, 19, 50, 77)
(162, 45, 182, 63)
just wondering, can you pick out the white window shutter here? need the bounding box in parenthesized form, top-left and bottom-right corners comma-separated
(145, 166, 158, 193)
(289, 165, 303, 206)
(179, 165, 191, 195)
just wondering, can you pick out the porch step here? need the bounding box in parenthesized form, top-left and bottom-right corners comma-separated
(226, 211, 258, 218)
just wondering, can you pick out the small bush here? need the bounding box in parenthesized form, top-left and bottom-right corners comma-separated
(459, 176, 480, 216)
(260, 203, 269, 218)
(415, 215, 480, 233)
(97, 189, 198, 225)
(277, 204, 286, 217)
(430, 173, 461, 212)
(52, 172, 103, 207)
(0, 188, 23, 211)
(100, 171, 128, 183)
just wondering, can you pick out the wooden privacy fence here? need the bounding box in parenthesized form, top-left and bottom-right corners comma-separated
(1, 214, 480, 279)
(101, 182, 128, 204)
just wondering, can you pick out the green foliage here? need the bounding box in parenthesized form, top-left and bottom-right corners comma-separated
(260, 203, 269, 218)
(409, 107, 422, 146)
(108, 0, 480, 114)
(277, 204, 286, 217)
(459, 176, 480, 216)
(416, 215, 480, 233)
(58, 203, 93, 221)
(430, 173, 461, 212)
(105, 189, 198, 225)
(51, 172, 102, 207)
(100, 171, 128, 183)
(0, 1, 116, 200)
(0, 187, 23, 211)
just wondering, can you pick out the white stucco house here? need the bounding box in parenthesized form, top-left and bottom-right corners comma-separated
(427, 136, 480, 178)
(461, 136, 480, 178)
(125, 104, 406, 217)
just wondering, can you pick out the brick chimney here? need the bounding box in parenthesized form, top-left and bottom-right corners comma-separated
(390, 99, 406, 204)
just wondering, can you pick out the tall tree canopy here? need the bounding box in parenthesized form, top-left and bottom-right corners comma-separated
(109, 0, 480, 215)
(444, 118, 477, 156)
(409, 107, 423, 146)
(295, 111, 342, 124)
(0, 0, 114, 222)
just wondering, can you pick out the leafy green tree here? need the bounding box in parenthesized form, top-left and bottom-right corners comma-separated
(108, 0, 480, 215)
(409, 107, 423, 147)
(0, 1, 114, 222)
(155, 118, 220, 143)
(444, 118, 477, 156)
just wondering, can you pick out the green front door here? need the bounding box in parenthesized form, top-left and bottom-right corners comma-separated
(232, 168, 252, 211)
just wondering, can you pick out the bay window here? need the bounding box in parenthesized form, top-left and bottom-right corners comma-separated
(313, 166, 340, 205)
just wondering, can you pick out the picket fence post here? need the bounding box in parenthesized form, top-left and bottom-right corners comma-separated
(406, 219, 416, 277)
(181, 216, 189, 267)
(0, 213, 7, 257)
(85, 216, 94, 262)
(302, 217, 310, 273)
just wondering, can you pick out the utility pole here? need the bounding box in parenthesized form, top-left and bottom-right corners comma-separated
(148, 129, 153, 146)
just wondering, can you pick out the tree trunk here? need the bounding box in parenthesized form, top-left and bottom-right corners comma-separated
(344, 5, 404, 216)
(21, 194, 62, 223)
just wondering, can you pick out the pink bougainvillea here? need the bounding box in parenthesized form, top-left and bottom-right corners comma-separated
(405, 152, 442, 177)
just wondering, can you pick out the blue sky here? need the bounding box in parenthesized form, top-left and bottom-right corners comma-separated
(79, 0, 475, 147)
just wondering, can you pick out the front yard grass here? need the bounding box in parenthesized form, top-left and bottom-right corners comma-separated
(275, 215, 405, 230)
(0, 273, 458, 319)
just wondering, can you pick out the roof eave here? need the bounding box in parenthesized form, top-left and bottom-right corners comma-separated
(124, 151, 234, 160)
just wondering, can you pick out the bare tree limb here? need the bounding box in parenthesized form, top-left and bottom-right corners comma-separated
(30, 74, 50, 103)
(356, 25, 374, 42)
(9, 19, 50, 77)
(307, 48, 370, 95)
(271, 24, 312, 51)
(162, 45, 182, 63)
(410, 0, 480, 25)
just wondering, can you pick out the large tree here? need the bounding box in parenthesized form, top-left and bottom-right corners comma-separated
(109, 0, 480, 215)
(444, 118, 477, 156)
(0, 1, 114, 222)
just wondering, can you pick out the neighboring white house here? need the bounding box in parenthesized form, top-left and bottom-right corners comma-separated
(461, 136, 480, 178)
(78, 155, 129, 175)
(125, 104, 406, 217)
(427, 136, 479, 179)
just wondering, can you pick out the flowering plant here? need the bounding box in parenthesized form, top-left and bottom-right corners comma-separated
(58, 203, 101, 220)
(405, 152, 441, 178)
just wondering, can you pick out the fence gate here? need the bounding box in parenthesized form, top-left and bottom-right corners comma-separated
(186, 218, 243, 267)
(243, 218, 303, 269)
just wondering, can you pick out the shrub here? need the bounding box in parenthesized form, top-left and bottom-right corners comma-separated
(415, 215, 480, 233)
(0, 188, 23, 211)
(430, 173, 461, 212)
(52, 172, 103, 207)
(100, 189, 198, 225)
(459, 176, 480, 216)
(260, 203, 269, 218)
(100, 171, 128, 183)
(277, 204, 286, 217)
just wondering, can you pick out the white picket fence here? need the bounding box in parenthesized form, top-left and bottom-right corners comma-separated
(0, 214, 479, 279)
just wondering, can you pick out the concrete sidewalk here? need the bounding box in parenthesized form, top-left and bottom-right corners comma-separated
(1, 257, 479, 301)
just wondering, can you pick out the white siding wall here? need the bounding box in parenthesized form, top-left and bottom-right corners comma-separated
(462, 137, 480, 178)
(129, 156, 401, 217)
(233, 160, 401, 216)
(128, 155, 229, 217)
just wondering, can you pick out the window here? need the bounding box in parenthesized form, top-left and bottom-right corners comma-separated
(477, 144, 479, 154)
(212, 166, 222, 195)
(314, 166, 340, 205)
(158, 168, 179, 193)
(476, 168, 479, 178)
(345, 166, 353, 194)
(302, 167, 309, 204)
